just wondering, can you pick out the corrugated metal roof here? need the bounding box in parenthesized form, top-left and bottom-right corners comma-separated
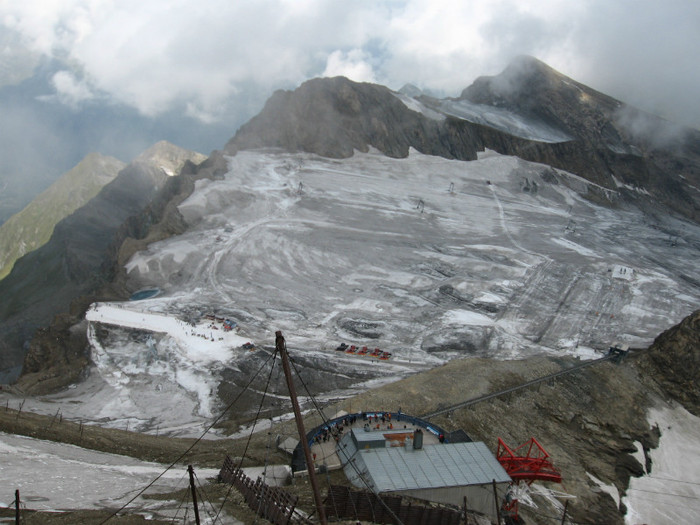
(343, 437, 510, 492)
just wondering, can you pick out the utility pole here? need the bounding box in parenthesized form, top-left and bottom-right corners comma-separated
(276, 331, 328, 525)
(492, 480, 502, 525)
(560, 500, 569, 525)
(188, 465, 201, 525)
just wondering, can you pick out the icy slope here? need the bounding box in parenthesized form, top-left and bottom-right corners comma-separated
(128, 148, 697, 351)
(0, 431, 220, 517)
(396, 93, 573, 143)
(24, 147, 699, 436)
(623, 404, 700, 525)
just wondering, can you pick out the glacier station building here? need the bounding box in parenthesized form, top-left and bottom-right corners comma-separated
(336, 422, 511, 521)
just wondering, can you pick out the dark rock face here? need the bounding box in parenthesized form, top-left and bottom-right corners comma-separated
(461, 55, 623, 142)
(225, 76, 480, 161)
(0, 161, 165, 377)
(0, 148, 226, 385)
(457, 56, 700, 220)
(637, 308, 700, 415)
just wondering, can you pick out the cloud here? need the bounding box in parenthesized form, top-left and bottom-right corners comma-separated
(49, 70, 95, 106)
(1, 1, 388, 116)
(559, 1, 700, 128)
(1, 0, 700, 129)
(322, 49, 376, 83)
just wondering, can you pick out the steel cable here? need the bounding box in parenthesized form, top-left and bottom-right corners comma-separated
(98, 349, 276, 524)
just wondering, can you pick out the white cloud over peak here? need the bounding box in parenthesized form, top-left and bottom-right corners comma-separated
(322, 49, 376, 83)
(1, 0, 700, 129)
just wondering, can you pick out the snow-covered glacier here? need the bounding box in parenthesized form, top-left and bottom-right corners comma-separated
(19, 147, 700, 436)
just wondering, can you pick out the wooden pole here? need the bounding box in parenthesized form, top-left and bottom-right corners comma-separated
(48, 408, 60, 430)
(492, 479, 502, 525)
(15, 489, 20, 525)
(276, 331, 327, 525)
(188, 465, 201, 525)
(560, 499, 569, 525)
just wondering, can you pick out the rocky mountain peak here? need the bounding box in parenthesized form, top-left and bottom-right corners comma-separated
(450, 56, 700, 219)
(224, 75, 479, 161)
(0, 152, 124, 281)
(79, 152, 127, 173)
(462, 55, 568, 100)
(134, 140, 208, 176)
(461, 55, 621, 140)
(398, 83, 424, 97)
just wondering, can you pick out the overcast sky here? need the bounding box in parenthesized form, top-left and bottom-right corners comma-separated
(2, 0, 700, 129)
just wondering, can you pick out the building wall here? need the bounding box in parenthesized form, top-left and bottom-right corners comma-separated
(394, 482, 509, 522)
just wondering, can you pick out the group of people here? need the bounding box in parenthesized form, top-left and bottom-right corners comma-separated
(314, 414, 360, 444)
(312, 410, 413, 446)
(363, 412, 396, 430)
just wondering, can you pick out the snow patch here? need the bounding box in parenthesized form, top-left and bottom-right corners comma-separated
(439, 98, 573, 143)
(587, 472, 620, 508)
(85, 302, 251, 425)
(443, 310, 494, 326)
(474, 292, 506, 304)
(393, 93, 445, 120)
(0, 431, 220, 513)
(550, 237, 599, 257)
(624, 404, 700, 525)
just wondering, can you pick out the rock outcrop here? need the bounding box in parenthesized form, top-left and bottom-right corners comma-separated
(636, 308, 700, 415)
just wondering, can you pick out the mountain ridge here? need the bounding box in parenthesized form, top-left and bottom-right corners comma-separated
(225, 75, 481, 161)
(456, 56, 700, 218)
(227, 57, 700, 222)
(0, 141, 212, 382)
(0, 152, 125, 280)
